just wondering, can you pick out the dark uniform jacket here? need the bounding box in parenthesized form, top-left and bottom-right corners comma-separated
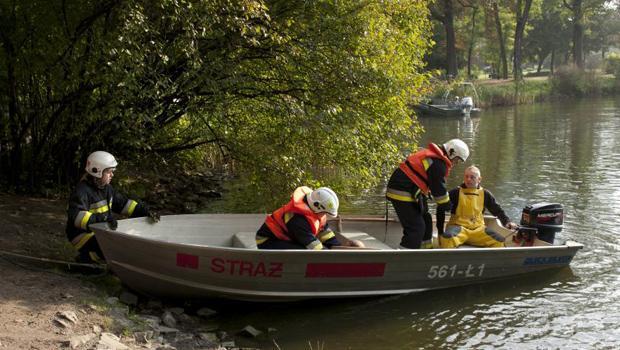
(387, 160, 450, 205)
(66, 177, 149, 243)
(257, 214, 340, 249)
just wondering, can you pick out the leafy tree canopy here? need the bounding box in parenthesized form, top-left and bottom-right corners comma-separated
(0, 0, 433, 209)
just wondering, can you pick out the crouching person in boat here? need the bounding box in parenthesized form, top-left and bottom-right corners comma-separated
(256, 186, 364, 249)
(436, 165, 517, 248)
(386, 139, 469, 249)
(66, 151, 160, 264)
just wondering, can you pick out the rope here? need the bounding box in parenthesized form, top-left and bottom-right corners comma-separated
(0, 249, 108, 278)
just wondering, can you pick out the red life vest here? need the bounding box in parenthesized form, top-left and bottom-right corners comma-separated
(264, 186, 327, 241)
(399, 143, 453, 195)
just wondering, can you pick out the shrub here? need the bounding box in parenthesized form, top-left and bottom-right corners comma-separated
(605, 53, 620, 78)
(550, 65, 601, 96)
(476, 79, 550, 107)
(605, 54, 620, 93)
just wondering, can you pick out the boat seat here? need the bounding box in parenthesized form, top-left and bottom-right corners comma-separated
(339, 231, 392, 250)
(232, 231, 392, 250)
(233, 232, 259, 249)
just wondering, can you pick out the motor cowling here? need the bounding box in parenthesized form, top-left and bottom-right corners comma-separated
(460, 96, 474, 114)
(519, 202, 563, 244)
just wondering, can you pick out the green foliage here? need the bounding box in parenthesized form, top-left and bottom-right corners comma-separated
(424, 0, 619, 83)
(208, 0, 434, 210)
(0, 0, 433, 210)
(467, 65, 486, 80)
(475, 74, 617, 108)
(605, 53, 620, 78)
(523, 0, 571, 70)
(584, 2, 620, 58)
(476, 79, 551, 107)
(550, 65, 603, 96)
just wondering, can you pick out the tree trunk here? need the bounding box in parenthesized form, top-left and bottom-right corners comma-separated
(571, 0, 584, 69)
(537, 54, 545, 73)
(443, 0, 458, 79)
(551, 48, 555, 74)
(7, 52, 22, 191)
(492, 2, 508, 79)
(0, 6, 23, 191)
(513, 0, 533, 80)
(467, 6, 478, 79)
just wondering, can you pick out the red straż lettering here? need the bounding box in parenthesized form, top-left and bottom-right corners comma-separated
(209, 258, 283, 278)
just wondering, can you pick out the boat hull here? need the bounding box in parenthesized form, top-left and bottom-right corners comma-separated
(414, 103, 481, 117)
(91, 214, 582, 301)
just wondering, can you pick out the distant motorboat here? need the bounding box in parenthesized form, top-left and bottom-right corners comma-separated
(415, 82, 481, 117)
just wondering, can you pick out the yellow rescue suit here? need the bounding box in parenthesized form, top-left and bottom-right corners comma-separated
(439, 186, 504, 248)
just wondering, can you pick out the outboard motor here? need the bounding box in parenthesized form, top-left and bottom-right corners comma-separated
(460, 96, 474, 114)
(517, 202, 564, 244)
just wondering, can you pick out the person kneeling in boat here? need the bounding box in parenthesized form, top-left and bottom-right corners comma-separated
(256, 186, 364, 249)
(436, 165, 517, 248)
(66, 151, 160, 264)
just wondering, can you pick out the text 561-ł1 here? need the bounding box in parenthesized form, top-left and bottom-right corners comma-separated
(427, 264, 485, 279)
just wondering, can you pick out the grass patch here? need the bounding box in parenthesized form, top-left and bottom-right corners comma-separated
(474, 73, 618, 108)
(477, 79, 551, 107)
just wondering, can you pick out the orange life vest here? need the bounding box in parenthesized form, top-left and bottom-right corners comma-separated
(264, 186, 327, 241)
(399, 143, 453, 195)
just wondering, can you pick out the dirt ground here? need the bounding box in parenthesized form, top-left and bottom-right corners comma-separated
(0, 193, 113, 349)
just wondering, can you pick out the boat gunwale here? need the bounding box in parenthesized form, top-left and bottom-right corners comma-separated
(90, 221, 584, 255)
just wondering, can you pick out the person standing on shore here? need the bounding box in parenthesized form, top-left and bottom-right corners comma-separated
(66, 151, 159, 263)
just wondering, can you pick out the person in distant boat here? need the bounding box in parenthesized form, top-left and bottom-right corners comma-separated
(66, 151, 160, 264)
(436, 165, 517, 248)
(386, 139, 469, 249)
(256, 186, 364, 249)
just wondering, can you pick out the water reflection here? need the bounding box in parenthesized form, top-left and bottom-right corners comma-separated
(408, 98, 620, 349)
(216, 269, 580, 349)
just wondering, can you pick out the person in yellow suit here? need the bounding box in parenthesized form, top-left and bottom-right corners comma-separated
(436, 165, 517, 248)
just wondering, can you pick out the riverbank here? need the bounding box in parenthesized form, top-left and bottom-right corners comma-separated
(0, 192, 273, 349)
(473, 72, 618, 108)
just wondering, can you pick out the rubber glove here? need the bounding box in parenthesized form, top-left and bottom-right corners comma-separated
(148, 210, 160, 223)
(107, 215, 118, 230)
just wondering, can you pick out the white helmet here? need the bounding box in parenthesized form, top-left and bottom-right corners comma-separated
(306, 187, 339, 217)
(443, 139, 469, 162)
(85, 151, 118, 178)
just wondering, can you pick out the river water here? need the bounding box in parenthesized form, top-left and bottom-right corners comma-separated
(215, 97, 620, 349)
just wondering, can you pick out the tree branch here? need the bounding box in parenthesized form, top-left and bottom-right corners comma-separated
(429, 4, 445, 22)
(153, 139, 220, 153)
(562, 0, 574, 11)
